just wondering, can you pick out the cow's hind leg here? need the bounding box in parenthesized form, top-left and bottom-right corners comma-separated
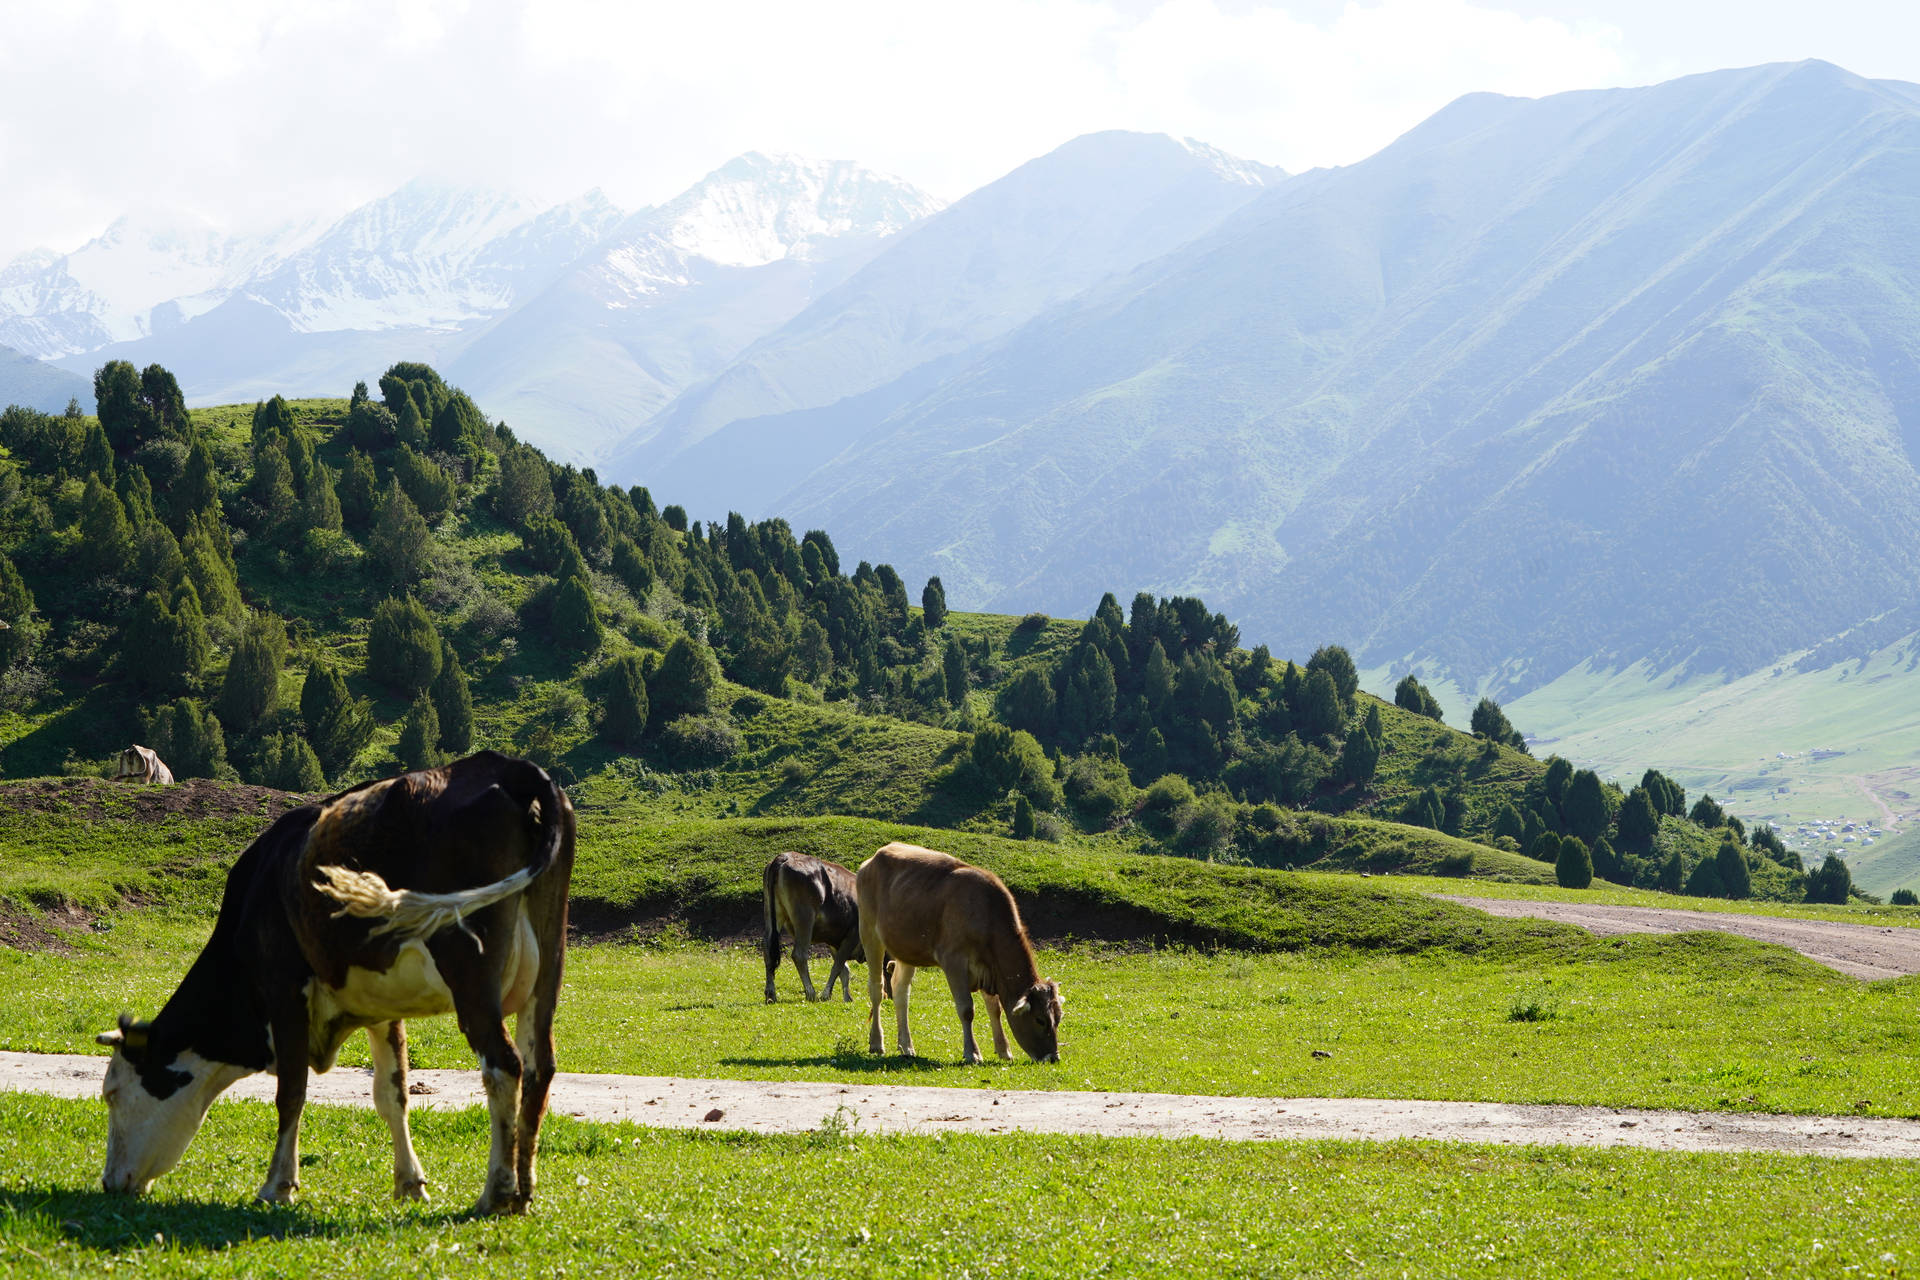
(259, 1005, 309, 1203)
(436, 940, 524, 1216)
(369, 1021, 428, 1200)
(790, 905, 820, 1001)
(891, 962, 918, 1058)
(763, 915, 783, 1003)
(510, 869, 568, 1214)
(863, 915, 888, 1054)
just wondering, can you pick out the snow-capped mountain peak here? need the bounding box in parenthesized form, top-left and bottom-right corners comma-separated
(590, 153, 943, 305)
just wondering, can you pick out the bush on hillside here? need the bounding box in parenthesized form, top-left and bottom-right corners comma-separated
(1555, 836, 1593, 889)
(660, 714, 739, 766)
(367, 597, 442, 698)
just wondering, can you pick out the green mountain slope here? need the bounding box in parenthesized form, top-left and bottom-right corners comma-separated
(689, 61, 1920, 708)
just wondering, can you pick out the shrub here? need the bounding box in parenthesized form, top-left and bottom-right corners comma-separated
(1032, 813, 1066, 843)
(366, 597, 441, 697)
(963, 724, 1055, 809)
(1063, 753, 1136, 828)
(1012, 794, 1035, 840)
(396, 696, 444, 771)
(598, 653, 649, 746)
(1013, 613, 1049, 634)
(660, 714, 739, 766)
(1141, 774, 1197, 814)
(216, 612, 287, 733)
(1893, 888, 1918, 907)
(140, 697, 229, 780)
(1555, 836, 1593, 889)
(253, 732, 325, 792)
(652, 636, 718, 720)
(431, 643, 473, 754)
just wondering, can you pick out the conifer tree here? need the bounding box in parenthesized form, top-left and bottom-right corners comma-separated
(1336, 724, 1380, 787)
(1305, 644, 1358, 710)
(396, 695, 444, 771)
(0, 553, 37, 670)
(1134, 727, 1171, 783)
(430, 641, 474, 754)
(366, 596, 441, 696)
(1616, 787, 1661, 851)
(921, 577, 948, 629)
(1807, 855, 1854, 905)
(1299, 668, 1343, 740)
(78, 475, 133, 577)
(942, 635, 968, 708)
(369, 482, 432, 584)
(1714, 839, 1751, 900)
(143, 697, 228, 779)
(552, 573, 602, 655)
(217, 612, 288, 732)
(301, 462, 342, 534)
(1589, 835, 1621, 884)
(1555, 836, 1593, 888)
(1012, 793, 1035, 840)
(338, 450, 378, 530)
(248, 441, 297, 536)
(171, 437, 219, 532)
(301, 661, 375, 779)
(80, 421, 113, 480)
(652, 635, 718, 720)
(1659, 847, 1684, 893)
(254, 732, 325, 791)
(1563, 768, 1611, 843)
(599, 653, 649, 745)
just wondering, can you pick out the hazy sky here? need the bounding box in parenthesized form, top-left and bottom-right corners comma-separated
(6, 0, 1919, 262)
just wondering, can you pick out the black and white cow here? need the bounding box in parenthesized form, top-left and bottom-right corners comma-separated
(96, 751, 574, 1215)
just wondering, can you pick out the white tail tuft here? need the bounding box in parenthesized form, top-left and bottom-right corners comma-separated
(313, 863, 539, 951)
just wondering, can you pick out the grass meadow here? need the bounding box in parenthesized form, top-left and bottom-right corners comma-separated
(0, 1093, 1912, 1277)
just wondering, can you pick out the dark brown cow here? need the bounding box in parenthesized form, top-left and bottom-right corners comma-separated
(857, 842, 1063, 1063)
(96, 751, 574, 1215)
(762, 852, 866, 1002)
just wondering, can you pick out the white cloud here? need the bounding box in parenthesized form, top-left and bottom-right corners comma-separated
(0, 0, 1689, 265)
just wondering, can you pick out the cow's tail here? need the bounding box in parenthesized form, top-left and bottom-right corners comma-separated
(313, 757, 569, 949)
(762, 856, 781, 965)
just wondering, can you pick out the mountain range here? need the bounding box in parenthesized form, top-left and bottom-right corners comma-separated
(9, 60, 1920, 723)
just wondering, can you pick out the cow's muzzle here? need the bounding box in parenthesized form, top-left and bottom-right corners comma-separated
(102, 1171, 151, 1196)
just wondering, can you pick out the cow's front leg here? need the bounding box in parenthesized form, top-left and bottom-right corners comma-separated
(828, 933, 861, 1002)
(944, 964, 981, 1064)
(259, 1007, 308, 1203)
(369, 1021, 428, 1201)
(891, 962, 918, 1058)
(983, 992, 1012, 1061)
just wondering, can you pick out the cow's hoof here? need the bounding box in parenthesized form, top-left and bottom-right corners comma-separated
(997, 1049, 1014, 1062)
(255, 1181, 298, 1205)
(764, 993, 776, 1004)
(472, 1192, 522, 1217)
(963, 1051, 983, 1065)
(394, 1178, 430, 1202)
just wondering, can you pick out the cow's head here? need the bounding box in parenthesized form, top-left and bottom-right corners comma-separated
(112, 749, 141, 780)
(96, 1015, 245, 1195)
(1004, 980, 1065, 1063)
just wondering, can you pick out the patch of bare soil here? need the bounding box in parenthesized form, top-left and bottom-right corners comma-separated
(1437, 896, 1920, 981)
(0, 903, 98, 955)
(0, 777, 312, 824)
(9, 1050, 1920, 1159)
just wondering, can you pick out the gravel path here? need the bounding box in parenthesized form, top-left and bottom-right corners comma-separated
(11, 1051, 1920, 1160)
(1435, 896, 1920, 981)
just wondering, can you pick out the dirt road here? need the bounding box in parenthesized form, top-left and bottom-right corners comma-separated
(10, 1050, 1920, 1160)
(1436, 896, 1920, 981)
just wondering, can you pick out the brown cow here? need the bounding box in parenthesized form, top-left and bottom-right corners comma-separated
(857, 842, 1063, 1063)
(96, 751, 573, 1215)
(113, 746, 173, 785)
(762, 852, 866, 1002)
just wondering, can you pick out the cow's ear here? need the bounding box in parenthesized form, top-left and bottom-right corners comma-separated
(1009, 995, 1030, 1016)
(118, 1013, 151, 1052)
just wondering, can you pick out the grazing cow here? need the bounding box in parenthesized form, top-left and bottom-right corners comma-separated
(113, 746, 173, 785)
(762, 852, 866, 1002)
(96, 751, 574, 1215)
(858, 842, 1063, 1063)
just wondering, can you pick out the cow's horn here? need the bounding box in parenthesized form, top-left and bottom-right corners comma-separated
(95, 1029, 124, 1047)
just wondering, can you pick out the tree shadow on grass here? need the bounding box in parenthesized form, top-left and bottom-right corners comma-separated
(0, 1185, 470, 1255)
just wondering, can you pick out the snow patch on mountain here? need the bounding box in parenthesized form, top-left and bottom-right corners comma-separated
(591, 154, 943, 306)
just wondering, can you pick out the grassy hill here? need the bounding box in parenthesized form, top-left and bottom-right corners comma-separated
(0, 371, 1832, 912)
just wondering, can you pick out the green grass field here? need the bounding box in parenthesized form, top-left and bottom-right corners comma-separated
(0, 1094, 1911, 1278)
